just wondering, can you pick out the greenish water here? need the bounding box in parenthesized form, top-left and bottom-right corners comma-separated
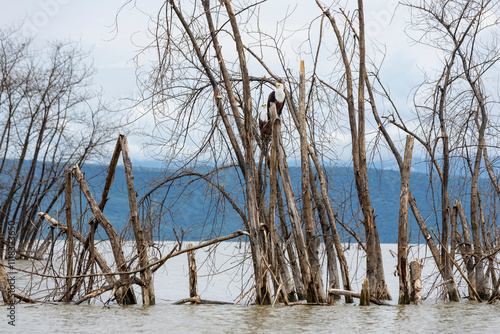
(2, 243, 499, 333)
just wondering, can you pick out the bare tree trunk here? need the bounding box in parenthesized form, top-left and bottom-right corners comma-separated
(120, 135, 155, 305)
(0, 257, 14, 304)
(360, 277, 370, 306)
(72, 164, 136, 305)
(398, 136, 413, 304)
(307, 145, 352, 302)
(309, 167, 339, 296)
(277, 184, 306, 300)
(267, 110, 296, 303)
(409, 259, 422, 305)
(187, 244, 199, 299)
(455, 201, 476, 299)
(64, 167, 74, 302)
(317, 0, 390, 299)
(299, 61, 325, 303)
(274, 109, 317, 302)
(221, 0, 272, 305)
(365, 63, 460, 301)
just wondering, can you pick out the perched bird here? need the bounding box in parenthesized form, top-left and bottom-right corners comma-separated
(267, 83, 285, 120)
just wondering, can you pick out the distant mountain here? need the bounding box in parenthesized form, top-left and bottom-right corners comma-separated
(77, 162, 463, 244)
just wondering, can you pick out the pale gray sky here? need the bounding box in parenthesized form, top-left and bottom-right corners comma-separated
(2, 0, 433, 167)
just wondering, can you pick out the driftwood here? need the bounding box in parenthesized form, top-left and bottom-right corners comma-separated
(328, 288, 389, 306)
(173, 296, 232, 305)
(74, 277, 141, 305)
(12, 292, 37, 303)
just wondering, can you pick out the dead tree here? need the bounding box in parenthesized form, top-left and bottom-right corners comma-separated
(397, 136, 414, 304)
(316, 0, 391, 299)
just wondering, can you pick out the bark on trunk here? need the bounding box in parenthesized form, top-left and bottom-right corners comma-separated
(409, 259, 422, 305)
(277, 185, 306, 300)
(455, 201, 476, 299)
(64, 167, 74, 302)
(187, 244, 199, 299)
(360, 277, 370, 306)
(398, 136, 413, 305)
(71, 164, 136, 305)
(120, 135, 155, 305)
(299, 61, 325, 303)
(0, 258, 14, 304)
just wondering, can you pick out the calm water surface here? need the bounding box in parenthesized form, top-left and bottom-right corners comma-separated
(2, 243, 499, 333)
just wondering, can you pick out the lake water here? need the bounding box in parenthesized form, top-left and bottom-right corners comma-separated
(2, 243, 499, 333)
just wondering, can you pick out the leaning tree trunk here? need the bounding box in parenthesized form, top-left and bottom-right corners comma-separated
(72, 165, 137, 305)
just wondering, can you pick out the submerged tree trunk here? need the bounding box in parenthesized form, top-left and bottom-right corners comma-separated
(455, 201, 476, 299)
(72, 165, 136, 305)
(120, 135, 155, 305)
(317, 0, 390, 299)
(299, 61, 325, 303)
(398, 136, 413, 305)
(409, 259, 423, 305)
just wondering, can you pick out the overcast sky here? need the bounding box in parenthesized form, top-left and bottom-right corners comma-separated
(2, 0, 431, 168)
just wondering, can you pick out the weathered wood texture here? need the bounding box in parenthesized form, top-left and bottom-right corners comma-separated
(187, 244, 199, 299)
(71, 164, 136, 305)
(0, 258, 14, 304)
(360, 277, 370, 306)
(398, 136, 413, 304)
(328, 288, 388, 306)
(409, 259, 422, 305)
(299, 60, 325, 303)
(64, 167, 74, 302)
(120, 135, 155, 305)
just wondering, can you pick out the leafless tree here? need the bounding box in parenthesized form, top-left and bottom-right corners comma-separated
(390, 0, 500, 300)
(0, 26, 118, 259)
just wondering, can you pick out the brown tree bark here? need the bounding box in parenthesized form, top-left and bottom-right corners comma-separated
(64, 167, 74, 302)
(0, 258, 14, 304)
(454, 201, 476, 299)
(409, 259, 422, 305)
(187, 244, 199, 299)
(120, 135, 155, 305)
(299, 61, 325, 303)
(398, 136, 413, 305)
(317, 0, 390, 299)
(71, 164, 136, 305)
(276, 184, 306, 300)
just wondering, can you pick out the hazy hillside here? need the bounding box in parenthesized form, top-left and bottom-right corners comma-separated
(78, 163, 451, 243)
